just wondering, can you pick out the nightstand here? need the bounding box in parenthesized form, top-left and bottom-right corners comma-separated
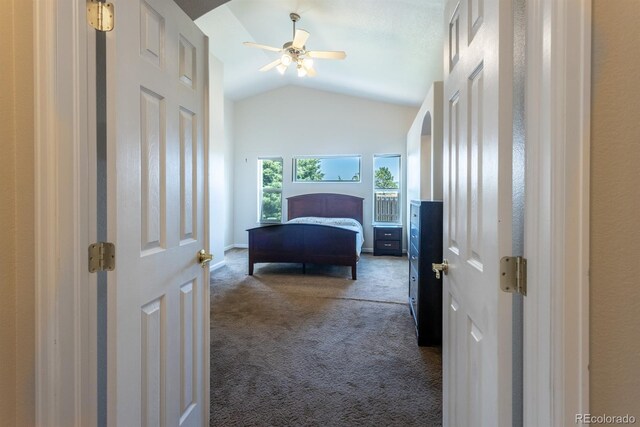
(373, 225, 403, 256)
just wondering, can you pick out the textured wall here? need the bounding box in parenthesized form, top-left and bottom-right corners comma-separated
(590, 0, 640, 418)
(0, 0, 35, 425)
(0, 0, 18, 422)
(13, 0, 35, 420)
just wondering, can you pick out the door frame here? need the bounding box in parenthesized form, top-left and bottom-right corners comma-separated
(523, 0, 590, 425)
(34, 0, 589, 424)
(34, 0, 97, 425)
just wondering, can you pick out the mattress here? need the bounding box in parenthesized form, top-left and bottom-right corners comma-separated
(286, 216, 365, 256)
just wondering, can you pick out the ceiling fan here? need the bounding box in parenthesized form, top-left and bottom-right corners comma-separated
(243, 12, 347, 77)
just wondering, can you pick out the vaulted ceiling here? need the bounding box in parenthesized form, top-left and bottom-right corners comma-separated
(178, 0, 444, 107)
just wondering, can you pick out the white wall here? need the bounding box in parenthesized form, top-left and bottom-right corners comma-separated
(208, 54, 225, 266)
(406, 81, 444, 207)
(208, 54, 235, 268)
(232, 85, 417, 250)
(223, 98, 235, 249)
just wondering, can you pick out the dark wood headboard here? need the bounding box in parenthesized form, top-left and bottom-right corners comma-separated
(287, 193, 364, 225)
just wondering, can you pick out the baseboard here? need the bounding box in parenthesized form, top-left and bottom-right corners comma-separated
(224, 244, 248, 252)
(210, 260, 226, 271)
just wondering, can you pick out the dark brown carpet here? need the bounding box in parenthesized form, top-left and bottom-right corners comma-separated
(210, 249, 442, 426)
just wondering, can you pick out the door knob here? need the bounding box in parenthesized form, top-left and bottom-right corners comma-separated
(432, 259, 449, 279)
(197, 249, 213, 268)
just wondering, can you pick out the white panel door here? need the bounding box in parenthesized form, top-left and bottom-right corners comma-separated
(442, 0, 513, 426)
(107, 0, 209, 425)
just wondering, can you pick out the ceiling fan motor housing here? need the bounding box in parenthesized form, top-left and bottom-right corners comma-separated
(282, 41, 305, 56)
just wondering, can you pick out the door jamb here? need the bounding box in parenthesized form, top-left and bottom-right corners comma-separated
(202, 36, 212, 424)
(34, 0, 96, 425)
(524, 1, 590, 425)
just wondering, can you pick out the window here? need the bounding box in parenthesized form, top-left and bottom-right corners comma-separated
(293, 156, 361, 183)
(258, 158, 283, 223)
(374, 155, 401, 224)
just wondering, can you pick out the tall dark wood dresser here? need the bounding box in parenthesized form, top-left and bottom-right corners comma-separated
(408, 200, 443, 346)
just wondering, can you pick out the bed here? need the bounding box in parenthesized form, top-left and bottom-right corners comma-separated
(247, 193, 365, 280)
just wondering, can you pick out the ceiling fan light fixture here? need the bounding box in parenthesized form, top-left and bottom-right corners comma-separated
(302, 57, 314, 69)
(281, 53, 292, 66)
(297, 64, 307, 77)
(276, 63, 287, 75)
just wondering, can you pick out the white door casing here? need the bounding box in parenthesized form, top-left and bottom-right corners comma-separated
(106, 0, 209, 425)
(442, 0, 513, 426)
(523, 1, 591, 425)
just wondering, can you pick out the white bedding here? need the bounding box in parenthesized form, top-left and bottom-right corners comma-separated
(286, 216, 364, 256)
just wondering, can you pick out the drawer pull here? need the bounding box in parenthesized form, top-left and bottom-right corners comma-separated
(384, 233, 392, 236)
(384, 243, 391, 247)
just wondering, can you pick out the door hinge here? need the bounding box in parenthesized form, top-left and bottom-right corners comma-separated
(500, 256, 527, 296)
(88, 242, 116, 273)
(87, 0, 114, 32)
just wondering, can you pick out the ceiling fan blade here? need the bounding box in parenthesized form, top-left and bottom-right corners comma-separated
(292, 29, 310, 49)
(243, 41, 282, 52)
(302, 59, 317, 77)
(259, 58, 283, 72)
(307, 50, 347, 60)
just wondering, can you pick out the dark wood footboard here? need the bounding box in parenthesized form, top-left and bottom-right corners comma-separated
(247, 224, 359, 280)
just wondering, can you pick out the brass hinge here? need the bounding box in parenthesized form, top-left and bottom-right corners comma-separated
(88, 242, 116, 273)
(87, 0, 114, 32)
(500, 256, 527, 296)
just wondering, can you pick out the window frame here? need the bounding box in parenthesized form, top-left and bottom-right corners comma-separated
(292, 155, 362, 183)
(373, 154, 402, 225)
(258, 157, 284, 224)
